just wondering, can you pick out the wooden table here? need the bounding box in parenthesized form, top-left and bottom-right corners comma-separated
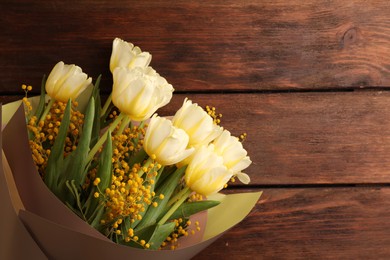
(2, 1, 390, 259)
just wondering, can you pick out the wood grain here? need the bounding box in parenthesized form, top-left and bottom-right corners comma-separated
(2, 2, 390, 258)
(2, 1, 390, 93)
(160, 91, 390, 185)
(194, 187, 390, 259)
(3, 90, 390, 185)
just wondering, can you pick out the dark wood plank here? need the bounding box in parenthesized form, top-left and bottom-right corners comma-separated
(2, 1, 390, 93)
(160, 91, 390, 185)
(3, 90, 390, 185)
(194, 187, 390, 259)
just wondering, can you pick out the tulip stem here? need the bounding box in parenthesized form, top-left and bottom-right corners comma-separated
(100, 93, 112, 117)
(117, 115, 130, 135)
(39, 99, 55, 122)
(167, 185, 192, 207)
(87, 112, 125, 162)
(158, 186, 191, 225)
(130, 120, 145, 148)
(137, 156, 153, 177)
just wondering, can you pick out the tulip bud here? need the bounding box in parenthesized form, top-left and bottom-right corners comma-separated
(112, 66, 174, 121)
(45, 61, 92, 102)
(185, 144, 232, 196)
(213, 130, 251, 184)
(144, 115, 194, 166)
(172, 98, 223, 147)
(110, 38, 152, 73)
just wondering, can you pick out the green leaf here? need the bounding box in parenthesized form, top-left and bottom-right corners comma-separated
(163, 200, 220, 221)
(113, 217, 143, 248)
(100, 94, 113, 128)
(33, 74, 47, 120)
(64, 96, 95, 186)
(119, 216, 131, 240)
(155, 165, 176, 188)
(92, 75, 101, 98)
(131, 222, 175, 249)
(134, 223, 156, 240)
(127, 148, 147, 168)
(129, 159, 161, 228)
(65, 180, 87, 221)
(88, 204, 105, 228)
(147, 222, 176, 250)
(44, 99, 72, 194)
(90, 75, 102, 148)
(95, 129, 113, 190)
(57, 97, 95, 205)
(85, 130, 112, 221)
(134, 166, 186, 230)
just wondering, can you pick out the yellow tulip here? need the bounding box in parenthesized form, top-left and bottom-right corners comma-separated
(144, 115, 194, 166)
(45, 61, 92, 102)
(112, 66, 174, 121)
(110, 38, 151, 73)
(185, 144, 232, 196)
(172, 98, 223, 147)
(213, 130, 251, 184)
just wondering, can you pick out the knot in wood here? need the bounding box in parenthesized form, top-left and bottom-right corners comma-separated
(341, 27, 360, 48)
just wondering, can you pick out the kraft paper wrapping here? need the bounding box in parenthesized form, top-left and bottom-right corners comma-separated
(1, 100, 261, 259)
(0, 105, 47, 259)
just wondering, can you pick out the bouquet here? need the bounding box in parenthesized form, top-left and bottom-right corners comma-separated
(1, 38, 261, 259)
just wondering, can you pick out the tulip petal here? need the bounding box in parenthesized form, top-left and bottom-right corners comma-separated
(213, 130, 252, 175)
(184, 144, 232, 196)
(110, 38, 152, 73)
(144, 116, 192, 166)
(45, 61, 92, 102)
(172, 98, 220, 147)
(112, 66, 173, 121)
(236, 172, 251, 184)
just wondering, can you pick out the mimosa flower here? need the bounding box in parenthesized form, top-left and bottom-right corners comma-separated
(144, 115, 194, 166)
(18, 38, 256, 252)
(110, 38, 152, 73)
(185, 144, 232, 196)
(45, 61, 92, 102)
(112, 66, 174, 121)
(172, 98, 223, 147)
(213, 130, 251, 184)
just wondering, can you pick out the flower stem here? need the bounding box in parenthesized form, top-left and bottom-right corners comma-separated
(137, 156, 153, 177)
(39, 98, 55, 122)
(100, 93, 112, 117)
(158, 186, 191, 225)
(117, 115, 130, 135)
(167, 185, 192, 207)
(131, 120, 145, 147)
(87, 112, 125, 162)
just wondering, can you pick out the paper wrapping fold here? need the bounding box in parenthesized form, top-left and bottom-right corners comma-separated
(3, 105, 107, 240)
(1, 100, 261, 259)
(0, 105, 47, 259)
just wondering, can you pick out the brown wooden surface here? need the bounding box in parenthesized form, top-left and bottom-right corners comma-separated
(2, 1, 390, 92)
(2, 1, 390, 259)
(163, 91, 390, 185)
(4, 91, 390, 185)
(195, 187, 390, 259)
